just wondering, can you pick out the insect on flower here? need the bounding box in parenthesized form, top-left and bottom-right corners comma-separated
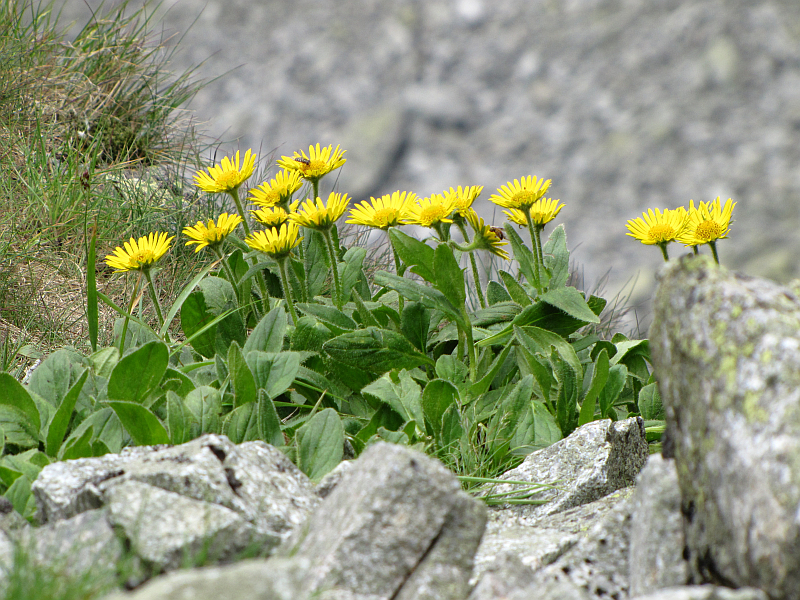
(489, 226, 505, 240)
(294, 157, 311, 165)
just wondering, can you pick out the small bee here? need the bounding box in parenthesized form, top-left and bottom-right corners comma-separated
(294, 157, 311, 165)
(489, 226, 505, 240)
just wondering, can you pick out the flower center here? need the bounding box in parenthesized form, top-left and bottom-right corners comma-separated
(373, 207, 399, 228)
(695, 220, 722, 242)
(131, 249, 155, 267)
(419, 205, 449, 227)
(301, 159, 326, 173)
(648, 224, 675, 243)
(216, 170, 241, 190)
(511, 190, 537, 207)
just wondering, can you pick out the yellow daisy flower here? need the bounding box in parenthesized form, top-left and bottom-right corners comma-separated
(276, 144, 347, 183)
(346, 191, 417, 230)
(183, 213, 243, 253)
(193, 149, 256, 194)
(248, 170, 304, 208)
(503, 198, 565, 227)
(250, 202, 298, 229)
(105, 232, 173, 272)
(291, 192, 350, 231)
(489, 176, 551, 210)
(463, 209, 510, 260)
(626, 207, 688, 245)
(677, 197, 735, 246)
(245, 223, 303, 260)
(403, 193, 457, 228)
(444, 185, 484, 216)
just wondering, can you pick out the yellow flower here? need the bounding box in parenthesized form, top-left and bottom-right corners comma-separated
(276, 144, 347, 183)
(403, 193, 457, 228)
(489, 176, 551, 210)
(463, 209, 510, 260)
(250, 203, 298, 229)
(248, 170, 304, 208)
(105, 232, 173, 272)
(677, 197, 735, 246)
(193, 149, 256, 194)
(503, 198, 565, 227)
(346, 191, 417, 230)
(182, 213, 243, 253)
(444, 185, 483, 216)
(291, 192, 350, 231)
(626, 207, 688, 245)
(245, 223, 303, 259)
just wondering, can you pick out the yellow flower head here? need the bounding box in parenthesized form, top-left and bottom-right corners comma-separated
(248, 170, 304, 208)
(105, 232, 173, 272)
(250, 202, 299, 229)
(291, 192, 351, 231)
(276, 144, 347, 183)
(403, 193, 457, 228)
(489, 176, 551, 210)
(503, 198, 565, 227)
(626, 207, 688, 245)
(182, 213, 243, 253)
(245, 223, 303, 260)
(463, 209, 510, 260)
(444, 185, 484, 216)
(677, 197, 736, 246)
(346, 191, 417, 230)
(193, 149, 256, 194)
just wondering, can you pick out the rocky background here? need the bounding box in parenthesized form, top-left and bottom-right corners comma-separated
(55, 0, 800, 330)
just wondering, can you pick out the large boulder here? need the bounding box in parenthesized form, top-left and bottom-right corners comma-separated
(650, 254, 800, 598)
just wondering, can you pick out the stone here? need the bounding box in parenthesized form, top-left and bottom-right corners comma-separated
(650, 254, 800, 598)
(630, 585, 768, 600)
(486, 417, 648, 523)
(279, 441, 487, 600)
(629, 454, 689, 595)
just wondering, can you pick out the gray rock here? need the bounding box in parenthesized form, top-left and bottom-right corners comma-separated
(101, 557, 310, 600)
(314, 459, 356, 498)
(105, 480, 269, 571)
(280, 441, 487, 600)
(650, 254, 800, 598)
(631, 585, 768, 600)
(629, 455, 689, 596)
(487, 418, 648, 523)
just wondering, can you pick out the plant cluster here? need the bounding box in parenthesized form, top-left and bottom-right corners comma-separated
(0, 138, 663, 519)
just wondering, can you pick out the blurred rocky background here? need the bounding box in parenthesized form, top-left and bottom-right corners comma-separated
(54, 0, 800, 332)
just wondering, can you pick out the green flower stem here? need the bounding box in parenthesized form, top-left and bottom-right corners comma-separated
(212, 246, 238, 289)
(523, 210, 542, 288)
(276, 256, 299, 325)
(459, 307, 477, 382)
(456, 221, 486, 309)
(228, 188, 270, 314)
(533, 225, 546, 279)
(708, 241, 720, 264)
(143, 268, 165, 331)
(659, 243, 670, 262)
(692, 246, 699, 255)
(389, 234, 405, 313)
(119, 273, 143, 354)
(322, 228, 343, 309)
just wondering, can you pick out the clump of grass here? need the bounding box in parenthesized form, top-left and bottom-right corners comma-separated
(0, 0, 215, 360)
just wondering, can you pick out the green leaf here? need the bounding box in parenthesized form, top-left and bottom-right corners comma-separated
(183, 386, 222, 435)
(487, 280, 512, 305)
(107, 341, 169, 404)
(159, 259, 224, 338)
(86, 225, 98, 353)
(467, 342, 513, 401)
(499, 271, 532, 306)
(339, 246, 367, 304)
(362, 370, 424, 427)
(246, 351, 301, 399)
(504, 224, 538, 288)
(578, 349, 609, 427)
(433, 243, 466, 309)
(290, 316, 334, 352)
(543, 224, 569, 288)
(374, 271, 462, 324)
(555, 359, 579, 437)
(440, 404, 463, 451)
(351, 289, 381, 328)
(422, 379, 459, 437)
(199, 276, 247, 356)
(222, 402, 258, 444)
(228, 342, 256, 408)
(532, 401, 562, 448)
(106, 401, 170, 446)
(61, 426, 95, 460)
(400, 302, 430, 352)
(243, 304, 287, 354)
(180, 291, 217, 358)
(166, 391, 189, 445)
(323, 327, 434, 374)
(514, 325, 583, 380)
(492, 375, 535, 451)
(62, 408, 124, 456)
(89, 347, 119, 378)
(4, 475, 31, 516)
(0, 373, 41, 437)
(27, 349, 84, 408)
(436, 355, 469, 386)
(258, 390, 284, 447)
(539, 287, 601, 324)
(162, 368, 196, 398)
(388, 229, 436, 283)
(304, 230, 329, 298)
(297, 408, 344, 481)
(45, 370, 89, 456)
(638, 382, 665, 420)
(599, 364, 628, 419)
(295, 303, 357, 331)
